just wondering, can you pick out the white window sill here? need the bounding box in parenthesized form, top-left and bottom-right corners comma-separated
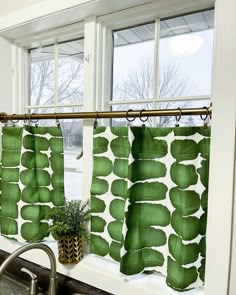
(0, 238, 204, 295)
(69, 254, 204, 295)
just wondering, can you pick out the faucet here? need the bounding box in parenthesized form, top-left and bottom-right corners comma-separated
(0, 243, 57, 295)
(21, 267, 38, 295)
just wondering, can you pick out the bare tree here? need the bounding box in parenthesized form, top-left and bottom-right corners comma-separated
(30, 55, 84, 150)
(31, 60, 54, 106)
(159, 63, 196, 98)
(113, 60, 198, 127)
(31, 57, 84, 106)
(121, 60, 154, 99)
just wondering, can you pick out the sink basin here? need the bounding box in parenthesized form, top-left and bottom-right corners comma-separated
(1, 273, 46, 295)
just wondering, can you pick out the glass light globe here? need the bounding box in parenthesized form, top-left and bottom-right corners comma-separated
(168, 35, 204, 56)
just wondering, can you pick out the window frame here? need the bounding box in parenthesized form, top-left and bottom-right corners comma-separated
(106, 14, 213, 129)
(28, 38, 85, 110)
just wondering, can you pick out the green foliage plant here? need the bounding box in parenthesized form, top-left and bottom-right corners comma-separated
(47, 199, 90, 241)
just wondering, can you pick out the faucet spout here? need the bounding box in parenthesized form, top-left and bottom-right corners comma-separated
(0, 243, 57, 295)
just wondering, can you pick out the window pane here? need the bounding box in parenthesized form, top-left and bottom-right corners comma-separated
(28, 107, 83, 153)
(59, 106, 83, 200)
(159, 10, 214, 98)
(60, 119, 83, 153)
(55, 106, 83, 152)
(30, 39, 84, 107)
(27, 107, 83, 200)
(113, 23, 155, 101)
(29, 38, 84, 202)
(30, 45, 55, 106)
(58, 39, 84, 104)
(64, 171, 82, 201)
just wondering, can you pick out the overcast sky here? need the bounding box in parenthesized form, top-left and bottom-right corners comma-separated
(113, 29, 214, 97)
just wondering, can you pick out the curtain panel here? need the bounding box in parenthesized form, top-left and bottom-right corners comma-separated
(90, 126, 210, 291)
(0, 126, 65, 242)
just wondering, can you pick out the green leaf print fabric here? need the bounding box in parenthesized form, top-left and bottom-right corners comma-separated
(90, 126, 210, 291)
(0, 126, 65, 242)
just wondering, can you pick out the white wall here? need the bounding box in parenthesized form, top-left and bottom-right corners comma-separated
(0, 0, 95, 19)
(0, 0, 40, 17)
(0, 37, 12, 113)
(229, 195, 236, 295)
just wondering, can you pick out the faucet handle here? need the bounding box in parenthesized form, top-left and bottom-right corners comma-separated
(21, 267, 37, 280)
(21, 267, 38, 295)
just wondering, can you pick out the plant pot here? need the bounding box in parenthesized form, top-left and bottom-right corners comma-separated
(58, 235, 83, 264)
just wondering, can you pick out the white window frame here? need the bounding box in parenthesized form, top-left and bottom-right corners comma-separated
(27, 41, 84, 110)
(98, 2, 214, 106)
(4, 0, 236, 295)
(97, 8, 213, 130)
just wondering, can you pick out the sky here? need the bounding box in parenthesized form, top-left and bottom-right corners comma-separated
(113, 29, 214, 98)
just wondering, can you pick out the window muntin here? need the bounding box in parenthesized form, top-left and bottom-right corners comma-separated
(29, 39, 84, 200)
(111, 10, 214, 124)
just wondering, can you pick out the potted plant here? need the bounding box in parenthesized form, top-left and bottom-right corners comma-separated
(47, 199, 90, 264)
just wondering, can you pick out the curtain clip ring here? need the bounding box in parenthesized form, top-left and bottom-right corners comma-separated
(10, 114, 19, 127)
(175, 108, 182, 127)
(94, 112, 98, 129)
(139, 109, 148, 128)
(55, 113, 60, 128)
(126, 109, 135, 127)
(29, 113, 39, 127)
(200, 106, 209, 128)
(24, 113, 28, 125)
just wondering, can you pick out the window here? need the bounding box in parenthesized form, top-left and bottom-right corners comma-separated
(28, 38, 84, 200)
(5, 1, 234, 294)
(111, 9, 214, 127)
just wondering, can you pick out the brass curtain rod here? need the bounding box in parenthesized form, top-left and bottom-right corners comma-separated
(0, 106, 212, 122)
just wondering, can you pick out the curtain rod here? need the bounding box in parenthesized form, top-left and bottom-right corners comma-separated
(0, 105, 212, 122)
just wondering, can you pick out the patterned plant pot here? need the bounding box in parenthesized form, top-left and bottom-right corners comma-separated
(58, 235, 83, 264)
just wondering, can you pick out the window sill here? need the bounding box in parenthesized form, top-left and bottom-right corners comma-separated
(0, 238, 204, 295)
(58, 252, 205, 295)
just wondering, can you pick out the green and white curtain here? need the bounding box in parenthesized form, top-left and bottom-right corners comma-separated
(0, 125, 65, 242)
(90, 126, 210, 291)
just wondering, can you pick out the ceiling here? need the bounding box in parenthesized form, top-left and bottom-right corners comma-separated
(0, 0, 40, 17)
(0, 0, 215, 41)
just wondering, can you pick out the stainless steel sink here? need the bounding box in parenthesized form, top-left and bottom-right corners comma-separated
(0, 243, 57, 295)
(1, 274, 46, 295)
